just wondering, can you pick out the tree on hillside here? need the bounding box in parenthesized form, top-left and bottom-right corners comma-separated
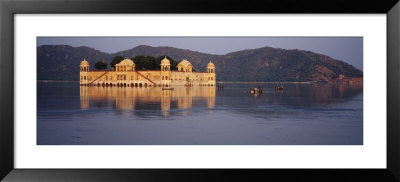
(110, 56, 124, 68)
(94, 61, 108, 70)
(131, 55, 179, 70)
(133, 56, 158, 70)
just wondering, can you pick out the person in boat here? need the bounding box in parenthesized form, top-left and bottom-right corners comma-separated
(258, 85, 262, 90)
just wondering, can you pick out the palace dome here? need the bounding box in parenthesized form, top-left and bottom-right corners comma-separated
(117, 58, 135, 66)
(207, 61, 215, 68)
(80, 59, 89, 66)
(161, 56, 171, 65)
(178, 59, 192, 67)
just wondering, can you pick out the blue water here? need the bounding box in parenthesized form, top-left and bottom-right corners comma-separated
(37, 82, 363, 145)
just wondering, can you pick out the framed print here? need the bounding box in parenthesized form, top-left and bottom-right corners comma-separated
(1, 0, 400, 181)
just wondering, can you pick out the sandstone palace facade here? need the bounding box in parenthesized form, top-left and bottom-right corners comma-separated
(80, 57, 216, 87)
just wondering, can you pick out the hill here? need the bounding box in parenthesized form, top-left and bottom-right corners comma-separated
(37, 45, 362, 81)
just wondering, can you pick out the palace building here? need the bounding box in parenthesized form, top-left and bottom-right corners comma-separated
(80, 57, 216, 87)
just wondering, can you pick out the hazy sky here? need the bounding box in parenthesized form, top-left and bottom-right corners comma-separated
(37, 37, 363, 71)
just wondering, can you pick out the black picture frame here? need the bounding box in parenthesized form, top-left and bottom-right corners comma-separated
(1, 0, 399, 181)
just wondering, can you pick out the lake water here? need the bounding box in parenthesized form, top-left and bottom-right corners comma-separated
(37, 82, 363, 145)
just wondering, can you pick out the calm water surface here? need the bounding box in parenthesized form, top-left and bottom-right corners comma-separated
(37, 82, 363, 145)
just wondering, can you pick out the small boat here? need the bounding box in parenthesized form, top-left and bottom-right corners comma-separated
(274, 86, 284, 90)
(217, 81, 224, 89)
(250, 88, 262, 94)
(162, 87, 174, 90)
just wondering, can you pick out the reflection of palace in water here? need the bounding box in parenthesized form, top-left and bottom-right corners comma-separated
(80, 86, 216, 115)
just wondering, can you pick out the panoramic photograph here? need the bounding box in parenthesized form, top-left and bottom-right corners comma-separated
(37, 37, 363, 145)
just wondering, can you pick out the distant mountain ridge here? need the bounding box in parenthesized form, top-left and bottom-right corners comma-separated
(37, 45, 363, 81)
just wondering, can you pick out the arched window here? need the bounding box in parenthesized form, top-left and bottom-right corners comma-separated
(162, 76, 164, 80)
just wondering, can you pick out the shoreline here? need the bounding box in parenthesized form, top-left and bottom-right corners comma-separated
(37, 80, 79, 83)
(220, 81, 313, 84)
(37, 80, 361, 84)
